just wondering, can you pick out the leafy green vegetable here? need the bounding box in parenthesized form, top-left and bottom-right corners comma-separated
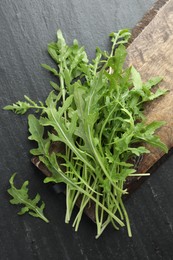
(4, 29, 168, 238)
(7, 173, 49, 223)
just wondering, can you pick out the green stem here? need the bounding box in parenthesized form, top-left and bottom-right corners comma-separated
(50, 161, 124, 227)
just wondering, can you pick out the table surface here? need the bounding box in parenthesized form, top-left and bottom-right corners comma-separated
(1, 1, 173, 259)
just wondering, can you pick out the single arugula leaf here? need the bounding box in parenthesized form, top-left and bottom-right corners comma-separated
(133, 121, 168, 152)
(4, 96, 44, 114)
(3, 102, 30, 115)
(8, 173, 49, 223)
(145, 121, 166, 135)
(128, 146, 150, 156)
(144, 76, 163, 90)
(131, 66, 142, 89)
(140, 134, 168, 152)
(50, 81, 60, 91)
(147, 88, 168, 101)
(28, 114, 50, 156)
(73, 82, 86, 120)
(41, 64, 59, 76)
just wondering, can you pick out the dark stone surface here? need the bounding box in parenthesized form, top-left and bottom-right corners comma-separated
(1, 0, 173, 259)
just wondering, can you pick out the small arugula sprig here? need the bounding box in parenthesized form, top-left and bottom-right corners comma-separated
(8, 173, 49, 223)
(4, 29, 168, 238)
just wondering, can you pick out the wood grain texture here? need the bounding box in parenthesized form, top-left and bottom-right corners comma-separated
(1, 0, 173, 260)
(127, 0, 173, 175)
(129, 0, 169, 43)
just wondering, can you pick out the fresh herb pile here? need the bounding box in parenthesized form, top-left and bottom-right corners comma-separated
(4, 29, 168, 238)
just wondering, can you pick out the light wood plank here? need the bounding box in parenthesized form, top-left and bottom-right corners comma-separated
(126, 0, 173, 173)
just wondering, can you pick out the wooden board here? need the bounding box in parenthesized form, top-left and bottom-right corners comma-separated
(127, 0, 173, 176)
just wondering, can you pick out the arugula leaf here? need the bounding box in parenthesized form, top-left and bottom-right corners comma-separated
(28, 114, 50, 156)
(131, 66, 142, 89)
(41, 64, 59, 76)
(8, 173, 49, 223)
(3, 96, 44, 114)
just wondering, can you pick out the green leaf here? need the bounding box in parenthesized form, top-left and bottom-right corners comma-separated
(144, 76, 163, 90)
(47, 47, 59, 63)
(41, 154, 66, 184)
(68, 111, 78, 135)
(18, 206, 29, 215)
(145, 121, 166, 135)
(4, 96, 44, 115)
(28, 114, 50, 156)
(63, 68, 71, 86)
(128, 146, 150, 156)
(58, 95, 74, 118)
(7, 173, 49, 223)
(144, 135, 168, 152)
(131, 66, 142, 89)
(45, 91, 60, 107)
(73, 83, 86, 119)
(105, 147, 114, 163)
(107, 45, 127, 75)
(57, 29, 66, 48)
(109, 29, 131, 46)
(4, 101, 31, 115)
(41, 64, 58, 76)
(148, 88, 168, 101)
(114, 168, 136, 181)
(50, 81, 60, 91)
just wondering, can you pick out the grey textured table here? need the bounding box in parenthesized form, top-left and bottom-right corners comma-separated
(1, 1, 173, 259)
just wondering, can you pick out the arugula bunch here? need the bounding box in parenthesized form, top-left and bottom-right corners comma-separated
(4, 29, 167, 238)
